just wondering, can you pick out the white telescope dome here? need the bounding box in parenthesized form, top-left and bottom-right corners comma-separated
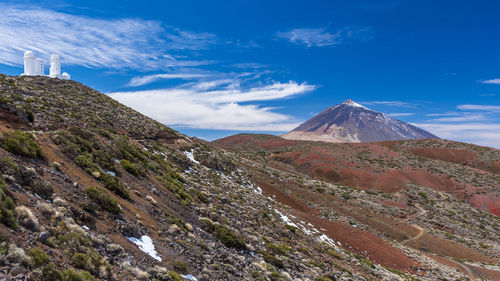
(61, 72, 70, 80)
(24, 51, 34, 58)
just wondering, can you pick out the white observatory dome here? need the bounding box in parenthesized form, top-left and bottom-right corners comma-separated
(24, 51, 34, 58)
(61, 72, 70, 80)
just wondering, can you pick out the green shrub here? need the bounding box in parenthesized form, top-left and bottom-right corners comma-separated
(158, 171, 191, 205)
(167, 271, 183, 281)
(0, 130, 42, 158)
(29, 248, 50, 267)
(163, 211, 189, 232)
(84, 186, 121, 214)
(100, 173, 129, 199)
(257, 250, 284, 269)
(61, 268, 96, 281)
(72, 252, 90, 269)
(200, 219, 246, 250)
(266, 243, 291, 256)
(76, 153, 98, 172)
(0, 177, 17, 228)
(170, 258, 187, 274)
(42, 262, 96, 281)
(120, 159, 138, 176)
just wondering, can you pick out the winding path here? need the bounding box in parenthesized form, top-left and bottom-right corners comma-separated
(401, 224, 424, 245)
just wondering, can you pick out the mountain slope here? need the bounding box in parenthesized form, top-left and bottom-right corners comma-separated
(213, 133, 500, 280)
(282, 99, 438, 143)
(0, 74, 479, 281)
(0, 74, 498, 281)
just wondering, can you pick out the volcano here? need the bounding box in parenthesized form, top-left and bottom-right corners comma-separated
(281, 99, 438, 143)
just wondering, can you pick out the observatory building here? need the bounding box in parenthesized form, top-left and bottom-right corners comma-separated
(22, 51, 70, 80)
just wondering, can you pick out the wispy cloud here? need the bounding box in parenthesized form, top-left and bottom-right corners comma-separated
(457, 104, 500, 111)
(387, 112, 415, 117)
(479, 78, 500, 84)
(0, 5, 217, 70)
(412, 122, 500, 148)
(277, 26, 373, 47)
(416, 104, 500, 148)
(429, 114, 485, 122)
(362, 101, 415, 108)
(109, 81, 315, 131)
(128, 73, 209, 87)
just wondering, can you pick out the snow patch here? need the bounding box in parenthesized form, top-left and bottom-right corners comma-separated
(184, 149, 199, 164)
(181, 274, 198, 281)
(274, 209, 298, 228)
(103, 170, 116, 177)
(342, 99, 368, 109)
(127, 235, 162, 261)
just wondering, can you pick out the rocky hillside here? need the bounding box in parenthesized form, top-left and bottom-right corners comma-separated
(0, 74, 498, 281)
(214, 133, 500, 280)
(281, 100, 438, 143)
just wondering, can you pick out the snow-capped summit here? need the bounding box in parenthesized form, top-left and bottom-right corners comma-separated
(281, 99, 438, 143)
(342, 99, 366, 108)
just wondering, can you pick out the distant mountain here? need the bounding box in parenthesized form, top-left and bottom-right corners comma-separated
(281, 99, 438, 142)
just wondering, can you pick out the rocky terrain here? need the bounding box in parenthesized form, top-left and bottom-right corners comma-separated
(214, 133, 500, 280)
(0, 74, 498, 281)
(281, 100, 438, 143)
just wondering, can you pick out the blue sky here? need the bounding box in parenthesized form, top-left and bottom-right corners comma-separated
(0, 0, 499, 147)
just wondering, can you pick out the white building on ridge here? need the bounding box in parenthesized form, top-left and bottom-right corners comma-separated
(22, 51, 70, 80)
(49, 54, 60, 78)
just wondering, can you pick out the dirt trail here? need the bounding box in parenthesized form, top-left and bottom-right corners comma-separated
(402, 204, 426, 245)
(450, 260, 477, 281)
(401, 224, 425, 245)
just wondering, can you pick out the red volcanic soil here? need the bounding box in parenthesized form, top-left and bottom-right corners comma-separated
(410, 147, 500, 175)
(0, 107, 32, 132)
(471, 193, 500, 216)
(213, 134, 499, 215)
(272, 150, 466, 195)
(374, 169, 464, 194)
(253, 178, 421, 272)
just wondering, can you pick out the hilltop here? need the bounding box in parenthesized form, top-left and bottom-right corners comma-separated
(0, 74, 498, 281)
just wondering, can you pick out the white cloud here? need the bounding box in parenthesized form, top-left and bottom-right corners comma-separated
(416, 104, 500, 148)
(457, 104, 500, 111)
(128, 73, 209, 87)
(277, 28, 341, 47)
(108, 81, 314, 131)
(430, 114, 485, 122)
(480, 78, 500, 84)
(412, 122, 500, 148)
(387, 112, 415, 117)
(277, 26, 372, 47)
(362, 101, 415, 108)
(0, 5, 216, 70)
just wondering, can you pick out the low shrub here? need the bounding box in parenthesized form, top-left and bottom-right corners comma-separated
(100, 173, 129, 199)
(0, 178, 17, 228)
(84, 187, 121, 214)
(29, 248, 50, 267)
(0, 130, 42, 158)
(120, 159, 138, 176)
(167, 271, 183, 281)
(200, 218, 246, 250)
(257, 250, 284, 269)
(15, 206, 39, 231)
